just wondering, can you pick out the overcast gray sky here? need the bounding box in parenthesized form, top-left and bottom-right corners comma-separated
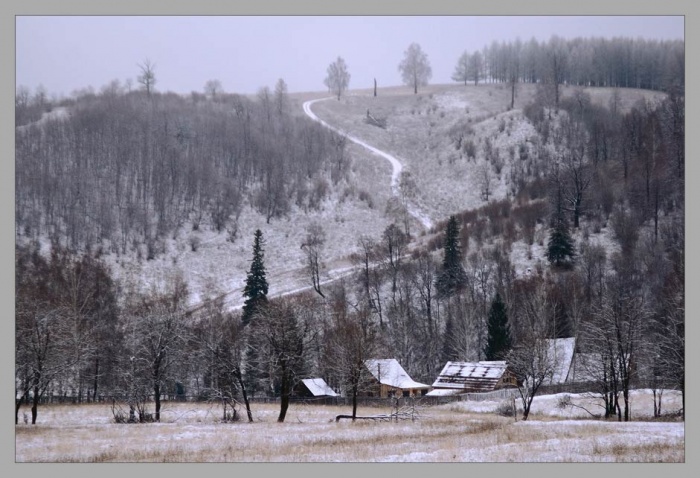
(16, 15, 684, 98)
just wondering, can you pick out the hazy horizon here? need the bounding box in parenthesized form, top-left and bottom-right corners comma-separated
(16, 15, 684, 98)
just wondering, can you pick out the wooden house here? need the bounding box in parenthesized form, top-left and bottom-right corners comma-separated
(363, 359, 431, 398)
(428, 361, 517, 395)
(294, 378, 339, 398)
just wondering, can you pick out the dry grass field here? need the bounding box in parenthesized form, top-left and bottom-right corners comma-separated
(15, 390, 684, 463)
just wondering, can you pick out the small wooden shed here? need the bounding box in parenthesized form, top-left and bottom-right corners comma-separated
(363, 359, 431, 398)
(294, 378, 339, 398)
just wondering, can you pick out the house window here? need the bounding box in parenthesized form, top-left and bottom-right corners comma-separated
(403, 390, 410, 397)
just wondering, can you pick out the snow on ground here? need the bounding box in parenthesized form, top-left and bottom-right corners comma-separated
(304, 97, 433, 230)
(449, 389, 684, 420)
(22, 84, 659, 312)
(106, 185, 391, 311)
(15, 389, 684, 462)
(16, 106, 70, 132)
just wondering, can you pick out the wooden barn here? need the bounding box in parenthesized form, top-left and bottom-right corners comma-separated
(363, 359, 431, 398)
(428, 361, 517, 395)
(293, 378, 339, 398)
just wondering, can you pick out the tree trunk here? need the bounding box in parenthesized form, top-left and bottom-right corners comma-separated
(235, 368, 254, 422)
(31, 386, 40, 424)
(154, 383, 161, 422)
(278, 368, 290, 423)
(92, 357, 99, 403)
(15, 391, 28, 425)
(351, 385, 358, 421)
(524, 393, 534, 421)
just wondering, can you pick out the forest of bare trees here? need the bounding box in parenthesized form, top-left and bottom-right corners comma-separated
(457, 36, 684, 93)
(15, 34, 684, 424)
(15, 84, 347, 256)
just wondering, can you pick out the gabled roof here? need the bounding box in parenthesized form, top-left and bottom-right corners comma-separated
(432, 361, 509, 392)
(544, 337, 576, 385)
(364, 359, 430, 390)
(301, 378, 338, 397)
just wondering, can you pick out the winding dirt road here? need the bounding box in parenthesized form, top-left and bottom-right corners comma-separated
(303, 97, 433, 231)
(190, 97, 437, 314)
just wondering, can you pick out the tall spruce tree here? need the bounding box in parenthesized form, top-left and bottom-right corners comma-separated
(484, 292, 512, 360)
(436, 215, 468, 299)
(242, 229, 269, 326)
(546, 218, 576, 268)
(547, 183, 576, 268)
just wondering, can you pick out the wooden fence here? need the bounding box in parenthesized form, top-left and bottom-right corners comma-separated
(27, 380, 680, 407)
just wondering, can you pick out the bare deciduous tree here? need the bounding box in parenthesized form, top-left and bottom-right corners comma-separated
(204, 79, 223, 99)
(452, 51, 470, 85)
(506, 279, 556, 421)
(469, 51, 483, 86)
(478, 162, 493, 202)
(250, 297, 316, 422)
(137, 59, 156, 97)
(193, 291, 253, 422)
(274, 78, 289, 117)
(325, 56, 351, 101)
(399, 43, 432, 94)
(121, 275, 190, 422)
(301, 222, 327, 298)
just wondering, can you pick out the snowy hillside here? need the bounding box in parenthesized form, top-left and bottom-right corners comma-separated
(62, 82, 661, 311)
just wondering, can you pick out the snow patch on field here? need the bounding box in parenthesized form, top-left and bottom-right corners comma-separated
(15, 390, 684, 462)
(434, 91, 470, 110)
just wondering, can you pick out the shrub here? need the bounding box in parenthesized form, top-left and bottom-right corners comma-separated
(557, 394, 571, 410)
(463, 139, 477, 159)
(358, 189, 374, 209)
(518, 142, 529, 161)
(496, 399, 515, 417)
(189, 234, 201, 252)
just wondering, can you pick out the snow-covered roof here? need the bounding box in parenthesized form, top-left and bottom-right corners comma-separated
(432, 361, 510, 392)
(364, 359, 430, 390)
(301, 378, 338, 397)
(544, 338, 576, 385)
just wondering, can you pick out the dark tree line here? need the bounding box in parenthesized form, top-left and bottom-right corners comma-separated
(458, 36, 683, 93)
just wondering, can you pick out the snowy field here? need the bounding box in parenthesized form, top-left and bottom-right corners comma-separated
(15, 389, 683, 462)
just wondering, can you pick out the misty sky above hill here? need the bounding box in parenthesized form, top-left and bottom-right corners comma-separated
(16, 15, 684, 98)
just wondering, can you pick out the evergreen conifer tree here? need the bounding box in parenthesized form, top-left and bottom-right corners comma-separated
(242, 229, 269, 326)
(484, 292, 512, 360)
(546, 218, 576, 268)
(436, 215, 468, 299)
(441, 314, 459, 364)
